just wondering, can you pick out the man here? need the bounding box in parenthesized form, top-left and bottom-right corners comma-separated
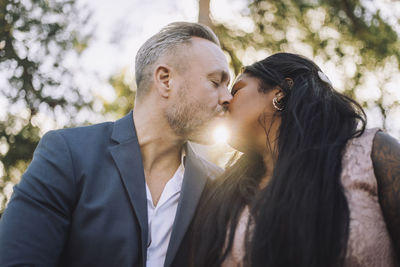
(0, 22, 232, 267)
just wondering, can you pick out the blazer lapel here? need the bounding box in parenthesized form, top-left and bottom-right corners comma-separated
(109, 111, 148, 264)
(164, 143, 209, 267)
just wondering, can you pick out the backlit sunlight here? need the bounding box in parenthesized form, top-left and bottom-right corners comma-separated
(213, 125, 229, 144)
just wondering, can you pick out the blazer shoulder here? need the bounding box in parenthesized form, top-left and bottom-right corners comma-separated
(55, 121, 114, 138)
(35, 121, 116, 165)
(47, 121, 115, 146)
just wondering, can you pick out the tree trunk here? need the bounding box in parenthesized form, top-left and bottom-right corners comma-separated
(198, 0, 212, 28)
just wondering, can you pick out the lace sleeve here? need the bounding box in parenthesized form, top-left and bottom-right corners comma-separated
(372, 131, 400, 259)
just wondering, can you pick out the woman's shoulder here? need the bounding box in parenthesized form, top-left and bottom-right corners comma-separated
(341, 128, 380, 174)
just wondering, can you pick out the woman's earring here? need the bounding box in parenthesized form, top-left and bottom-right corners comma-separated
(273, 97, 284, 111)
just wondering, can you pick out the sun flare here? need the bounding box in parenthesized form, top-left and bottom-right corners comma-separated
(213, 125, 229, 144)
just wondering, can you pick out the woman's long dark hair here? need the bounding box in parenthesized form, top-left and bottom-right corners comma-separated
(190, 53, 366, 267)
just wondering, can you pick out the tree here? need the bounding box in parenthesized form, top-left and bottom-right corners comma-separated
(215, 1, 398, 81)
(0, 0, 93, 212)
(101, 68, 136, 120)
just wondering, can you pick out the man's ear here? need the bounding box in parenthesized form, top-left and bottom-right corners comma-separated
(154, 64, 172, 98)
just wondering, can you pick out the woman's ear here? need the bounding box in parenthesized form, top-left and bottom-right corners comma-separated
(272, 86, 286, 102)
(154, 64, 171, 98)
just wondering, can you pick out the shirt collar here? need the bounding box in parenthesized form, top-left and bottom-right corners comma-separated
(170, 148, 185, 189)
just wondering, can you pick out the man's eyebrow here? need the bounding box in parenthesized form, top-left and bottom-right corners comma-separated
(207, 70, 230, 84)
(222, 71, 230, 84)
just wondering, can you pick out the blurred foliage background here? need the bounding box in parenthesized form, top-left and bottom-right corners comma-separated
(0, 0, 399, 214)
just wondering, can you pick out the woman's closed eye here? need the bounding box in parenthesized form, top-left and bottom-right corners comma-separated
(231, 85, 242, 96)
(231, 79, 245, 96)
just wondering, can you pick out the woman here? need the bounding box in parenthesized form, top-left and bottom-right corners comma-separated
(190, 53, 400, 267)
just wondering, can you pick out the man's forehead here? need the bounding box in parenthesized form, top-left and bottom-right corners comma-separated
(190, 36, 219, 47)
(189, 38, 225, 59)
(180, 38, 230, 80)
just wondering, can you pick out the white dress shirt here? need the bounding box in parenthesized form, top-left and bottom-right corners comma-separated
(145, 153, 185, 267)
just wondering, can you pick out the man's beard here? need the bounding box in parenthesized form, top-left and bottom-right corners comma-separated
(165, 87, 222, 142)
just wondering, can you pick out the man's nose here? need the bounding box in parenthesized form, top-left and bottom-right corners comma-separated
(218, 86, 232, 109)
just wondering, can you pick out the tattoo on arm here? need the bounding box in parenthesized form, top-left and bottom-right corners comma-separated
(372, 131, 400, 259)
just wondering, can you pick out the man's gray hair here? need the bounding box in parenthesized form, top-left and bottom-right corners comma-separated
(134, 22, 220, 100)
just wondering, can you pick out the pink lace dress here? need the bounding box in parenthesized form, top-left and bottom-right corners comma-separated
(222, 128, 397, 267)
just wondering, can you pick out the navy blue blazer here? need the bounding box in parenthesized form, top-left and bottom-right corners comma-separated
(0, 111, 222, 267)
